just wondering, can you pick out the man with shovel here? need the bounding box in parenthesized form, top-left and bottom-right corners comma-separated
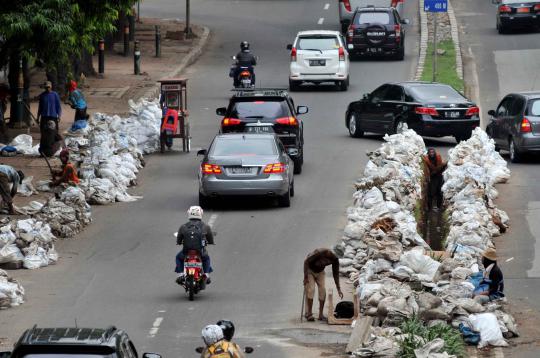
(0, 165, 24, 215)
(303, 248, 343, 321)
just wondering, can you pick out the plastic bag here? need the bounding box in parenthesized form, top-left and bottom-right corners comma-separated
(469, 313, 508, 348)
(0, 244, 24, 264)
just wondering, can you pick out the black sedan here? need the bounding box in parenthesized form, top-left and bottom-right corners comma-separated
(486, 92, 540, 162)
(494, 0, 540, 34)
(345, 81, 480, 142)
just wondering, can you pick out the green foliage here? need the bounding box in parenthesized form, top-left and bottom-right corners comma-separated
(0, 0, 136, 71)
(421, 39, 464, 93)
(398, 316, 466, 358)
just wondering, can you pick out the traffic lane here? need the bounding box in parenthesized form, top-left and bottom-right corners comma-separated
(453, 0, 540, 117)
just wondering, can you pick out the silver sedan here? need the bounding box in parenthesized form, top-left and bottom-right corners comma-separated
(197, 133, 295, 208)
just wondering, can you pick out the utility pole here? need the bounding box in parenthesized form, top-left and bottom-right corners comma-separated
(432, 13, 438, 82)
(184, 0, 193, 39)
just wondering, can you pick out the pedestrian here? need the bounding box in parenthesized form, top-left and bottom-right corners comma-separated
(422, 147, 447, 210)
(51, 148, 79, 187)
(0, 84, 9, 143)
(0, 164, 24, 215)
(473, 248, 505, 304)
(37, 81, 62, 157)
(67, 80, 88, 122)
(303, 248, 343, 322)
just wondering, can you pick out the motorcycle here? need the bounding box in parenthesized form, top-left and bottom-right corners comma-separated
(183, 249, 206, 301)
(230, 56, 256, 89)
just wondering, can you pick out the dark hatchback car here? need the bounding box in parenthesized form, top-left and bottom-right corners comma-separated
(217, 89, 307, 174)
(346, 6, 409, 60)
(4, 326, 160, 358)
(494, 0, 540, 34)
(486, 92, 540, 162)
(345, 81, 480, 142)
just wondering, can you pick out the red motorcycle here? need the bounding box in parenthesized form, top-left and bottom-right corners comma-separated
(182, 250, 206, 301)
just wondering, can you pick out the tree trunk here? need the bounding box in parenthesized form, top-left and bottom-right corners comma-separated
(72, 50, 96, 78)
(8, 54, 31, 127)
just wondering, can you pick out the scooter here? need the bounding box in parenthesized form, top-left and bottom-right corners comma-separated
(229, 56, 255, 88)
(182, 250, 206, 301)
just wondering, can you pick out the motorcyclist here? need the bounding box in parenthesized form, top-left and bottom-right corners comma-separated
(175, 206, 214, 285)
(200, 325, 243, 358)
(233, 41, 257, 87)
(217, 320, 244, 357)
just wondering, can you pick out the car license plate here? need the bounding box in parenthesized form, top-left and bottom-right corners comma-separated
(229, 167, 255, 174)
(446, 111, 461, 118)
(309, 59, 326, 66)
(185, 262, 202, 268)
(368, 48, 380, 53)
(517, 7, 530, 13)
(245, 126, 274, 133)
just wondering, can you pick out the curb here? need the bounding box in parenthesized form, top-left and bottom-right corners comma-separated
(414, 0, 429, 81)
(140, 26, 211, 100)
(447, 0, 463, 80)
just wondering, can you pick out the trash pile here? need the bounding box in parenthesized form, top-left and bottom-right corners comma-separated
(0, 269, 25, 309)
(336, 128, 516, 356)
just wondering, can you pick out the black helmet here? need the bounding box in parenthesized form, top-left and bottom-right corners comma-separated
(217, 320, 235, 341)
(240, 41, 249, 51)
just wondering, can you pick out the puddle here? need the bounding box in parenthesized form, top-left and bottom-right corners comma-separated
(423, 209, 445, 251)
(272, 328, 350, 345)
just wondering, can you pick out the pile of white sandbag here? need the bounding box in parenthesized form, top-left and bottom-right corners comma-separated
(0, 269, 25, 309)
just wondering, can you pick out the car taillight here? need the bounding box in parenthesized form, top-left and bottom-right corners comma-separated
(291, 47, 297, 62)
(499, 5, 512, 12)
(275, 116, 298, 126)
(202, 163, 222, 175)
(341, 0, 352, 12)
(347, 25, 355, 40)
(222, 118, 242, 126)
(465, 106, 480, 116)
(394, 24, 401, 41)
(263, 163, 285, 174)
(534, 4, 540, 11)
(521, 117, 532, 133)
(415, 107, 439, 116)
(338, 47, 345, 61)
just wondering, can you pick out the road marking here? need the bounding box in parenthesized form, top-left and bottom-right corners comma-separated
(318, 17, 324, 25)
(148, 317, 164, 338)
(208, 214, 218, 228)
(324, 3, 330, 10)
(505, 257, 514, 263)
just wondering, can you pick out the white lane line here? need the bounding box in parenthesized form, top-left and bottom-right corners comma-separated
(208, 214, 218, 228)
(318, 17, 324, 25)
(148, 317, 164, 338)
(324, 3, 330, 10)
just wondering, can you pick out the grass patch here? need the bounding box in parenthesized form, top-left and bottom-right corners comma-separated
(398, 316, 466, 358)
(421, 39, 464, 93)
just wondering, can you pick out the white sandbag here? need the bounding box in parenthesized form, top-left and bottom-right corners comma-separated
(0, 244, 24, 264)
(469, 313, 508, 348)
(17, 176, 37, 196)
(0, 226, 16, 248)
(399, 247, 440, 282)
(9, 134, 33, 154)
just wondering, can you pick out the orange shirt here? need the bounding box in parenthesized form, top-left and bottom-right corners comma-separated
(62, 163, 80, 185)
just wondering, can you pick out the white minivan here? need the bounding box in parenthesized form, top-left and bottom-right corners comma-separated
(287, 30, 350, 92)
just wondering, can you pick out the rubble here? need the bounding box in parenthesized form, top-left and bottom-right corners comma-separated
(0, 269, 25, 309)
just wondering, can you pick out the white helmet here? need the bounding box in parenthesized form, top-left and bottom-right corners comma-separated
(202, 325, 223, 346)
(187, 206, 204, 220)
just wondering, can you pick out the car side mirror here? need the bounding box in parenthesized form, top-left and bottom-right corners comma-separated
(195, 347, 204, 354)
(244, 347, 254, 354)
(487, 109, 496, 116)
(142, 353, 161, 358)
(216, 107, 226, 116)
(286, 44, 293, 50)
(197, 149, 207, 156)
(296, 105, 308, 115)
(401, 19, 410, 25)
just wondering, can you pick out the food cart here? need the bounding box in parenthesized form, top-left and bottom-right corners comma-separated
(158, 78, 190, 153)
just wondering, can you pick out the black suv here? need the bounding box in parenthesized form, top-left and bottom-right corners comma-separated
(3, 326, 160, 358)
(217, 89, 308, 174)
(346, 6, 409, 60)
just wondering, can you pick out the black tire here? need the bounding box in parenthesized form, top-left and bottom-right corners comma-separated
(497, 21, 505, 34)
(290, 180, 295, 197)
(199, 192, 211, 209)
(347, 112, 364, 138)
(293, 156, 303, 174)
(289, 79, 300, 92)
(278, 188, 291, 207)
(160, 133, 166, 153)
(509, 137, 522, 163)
(395, 43, 405, 61)
(341, 23, 348, 34)
(339, 77, 349, 91)
(455, 130, 472, 143)
(187, 276, 195, 301)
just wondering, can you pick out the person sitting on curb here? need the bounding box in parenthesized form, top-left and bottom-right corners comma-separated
(52, 148, 79, 187)
(303, 248, 343, 322)
(422, 147, 447, 210)
(0, 165, 24, 215)
(473, 247, 504, 304)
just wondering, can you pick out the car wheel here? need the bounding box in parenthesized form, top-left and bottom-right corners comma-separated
(394, 119, 407, 134)
(509, 137, 522, 163)
(497, 21, 506, 34)
(395, 43, 405, 61)
(339, 77, 349, 91)
(290, 180, 295, 197)
(348, 113, 364, 138)
(341, 23, 348, 34)
(455, 130, 472, 143)
(199, 192, 211, 209)
(293, 156, 303, 174)
(289, 79, 300, 92)
(278, 188, 291, 207)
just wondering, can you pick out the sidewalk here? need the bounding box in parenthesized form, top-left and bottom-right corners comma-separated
(1, 19, 209, 213)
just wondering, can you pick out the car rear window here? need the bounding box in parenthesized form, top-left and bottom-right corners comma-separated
(211, 138, 277, 156)
(528, 99, 540, 116)
(355, 12, 391, 25)
(408, 85, 465, 102)
(297, 36, 340, 51)
(230, 101, 289, 120)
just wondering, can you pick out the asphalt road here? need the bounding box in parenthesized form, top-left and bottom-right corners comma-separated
(0, 0, 419, 357)
(452, 0, 540, 356)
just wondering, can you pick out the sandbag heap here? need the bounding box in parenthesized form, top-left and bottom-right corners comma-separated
(0, 269, 25, 309)
(336, 129, 516, 356)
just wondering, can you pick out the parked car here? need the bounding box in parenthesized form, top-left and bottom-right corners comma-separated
(486, 92, 540, 162)
(345, 81, 480, 142)
(338, 0, 405, 33)
(494, 0, 540, 34)
(197, 133, 295, 208)
(346, 6, 409, 60)
(4, 326, 160, 358)
(287, 30, 350, 91)
(217, 88, 307, 173)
